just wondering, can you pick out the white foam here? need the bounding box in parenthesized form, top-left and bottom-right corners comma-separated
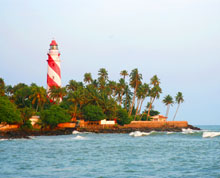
(29, 136, 36, 139)
(167, 132, 174, 135)
(0, 139, 7, 141)
(73, 135, 86, 140)
(202, 132, 220, 138)
(182, 128, 199, 134)
(72, 130, 80, 134)
(129, 131, 151, 137)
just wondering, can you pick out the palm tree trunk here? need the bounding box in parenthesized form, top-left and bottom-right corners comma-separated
(165, 104, 170, 118)
(36, 103, 39, 112)
(147, 98, 155, 117)
(124, 97, 127, 110)
(129, 86, 137, 116)
(134, 99, 141, 120)
(173, 104, 180, 121)
(119, 91, 124, 106)
(138, 99, 144, 115)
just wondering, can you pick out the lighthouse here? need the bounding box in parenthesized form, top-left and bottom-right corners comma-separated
(46, 40, 61, 97)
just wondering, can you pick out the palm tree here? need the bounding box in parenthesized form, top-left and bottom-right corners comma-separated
(68, 88, 85, 108)
(115, 82, 122, 104)
(107, 80, 117, 97)
(67, 80, 80, 92)
(151, 75, 160, 86)
(173, 92, 184, 121)
(98, 68, 108, 81)
(29, 86, 47, 112)
(99, 93, 117, 119)
(129, 68, 142, 116)
(0, 78, 5, 96)
(92, 79, 99, 89)
(67, 86, 86, 120)
(118, 78, 126, 106)
(84, 73, 93, 84)
(120, 70, 128, 80)
(98, 68, 108, 90)
(137, 83, 150, 115)
(123, 85, 132, 111)
(85, 85, 100, 106)
(134, 84, 144, 119)
(163, 95, 174, 118)
(68, 104, 83, 120)
(147, 84, 162, 117)
(49, 86, 67, 103)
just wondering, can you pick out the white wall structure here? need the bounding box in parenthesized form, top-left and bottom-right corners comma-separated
(100, 119, 116, 125)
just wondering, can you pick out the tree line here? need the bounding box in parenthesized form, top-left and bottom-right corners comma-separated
(0, 68, 184, 129)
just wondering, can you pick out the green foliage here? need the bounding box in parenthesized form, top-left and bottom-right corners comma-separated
(141, 113, 153, 121)
(40, 105, 71, 128)
(14, 85, 32, 108)
(20, 119, 32, 130)
(175, 92, 184, 104)
(163, 95, 174, 106)
(84, 73, 93, 84)
(82, 104, 106, 121)
(49, 86, 67, 104)
(135, 115, 141, 121)
(0, 96, 22, 124)
(149, 110, 160, 116)
(29, 86, 47, 111)
(0, 68, 180, 127)
(20, 107, 35, 120)
(19, 107, 35, 129)
(0, 78, 5, 96)
(116, 108, 132, 125)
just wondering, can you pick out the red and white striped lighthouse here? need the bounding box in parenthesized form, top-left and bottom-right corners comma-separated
(47, 40, 61, 93)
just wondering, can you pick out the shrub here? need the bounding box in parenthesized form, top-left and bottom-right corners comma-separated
(19, 107, 35, 130)
(0, 96, 22, 124)
(141, 113, 153, 121)
(82, 105, 106, 121)
(40, 105, 71, 128)
(116, 108, 132, 125)
(20, 119, 32, 130)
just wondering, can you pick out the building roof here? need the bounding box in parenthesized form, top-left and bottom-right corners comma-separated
(50, 40, 58, 46)
(151, 115, 168, 119)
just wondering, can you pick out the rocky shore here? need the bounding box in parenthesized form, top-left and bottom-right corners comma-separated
(77, 125, 200, 133)
(0, 129, 74, 140)
(0, 125, 200, 139)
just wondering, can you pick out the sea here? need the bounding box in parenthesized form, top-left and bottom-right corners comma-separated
(0, 125, 220, 178)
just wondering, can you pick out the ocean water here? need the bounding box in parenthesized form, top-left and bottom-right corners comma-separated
(1, 126, 220, 178)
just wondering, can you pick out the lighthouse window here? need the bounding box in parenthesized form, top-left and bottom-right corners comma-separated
(52, 76, 55, 79)
(51, 45, 57, 50)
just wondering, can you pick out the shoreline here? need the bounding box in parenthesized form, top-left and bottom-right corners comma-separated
(0, 125, 200, 139)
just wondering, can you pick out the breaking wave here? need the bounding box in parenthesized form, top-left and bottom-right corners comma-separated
(0, 139, 7, 141)
(129, 131, 177, 137)
(181, 128, 202, 135)
(167, 132, 174, 135)
(129, 131, 152, 137)
(202, 132, 220, 138)
(72, 130, 91, 135)
(72, 130, 80, 134)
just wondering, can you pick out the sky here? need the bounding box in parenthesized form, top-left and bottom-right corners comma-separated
(0, 0, 220, 125)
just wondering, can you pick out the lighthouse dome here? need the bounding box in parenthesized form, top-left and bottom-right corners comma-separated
(50, 40, 58, 46)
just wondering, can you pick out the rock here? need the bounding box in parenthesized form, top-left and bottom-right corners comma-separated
(0, 124, 201, 139)
(187, 125, 201, 130)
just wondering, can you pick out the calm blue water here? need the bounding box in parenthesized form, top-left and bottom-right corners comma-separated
(1, 125, 220, 178)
